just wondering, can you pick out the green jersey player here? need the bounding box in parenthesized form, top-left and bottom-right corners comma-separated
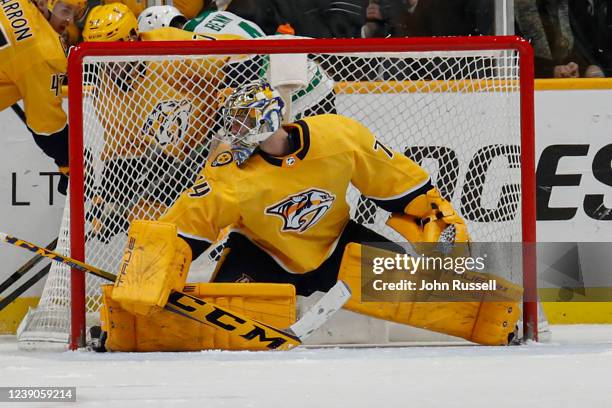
(138, 6, 336, 119)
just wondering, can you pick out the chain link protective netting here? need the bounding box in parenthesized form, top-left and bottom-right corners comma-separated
(18, 44, 525, 348)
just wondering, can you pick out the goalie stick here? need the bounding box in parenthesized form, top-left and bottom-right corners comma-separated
(0, 232, 351, 350)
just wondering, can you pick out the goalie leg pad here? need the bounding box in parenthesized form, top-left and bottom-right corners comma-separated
(111, 220, 192, 316)
(338, 243, 522, 345)
(101, 283, 296, 351)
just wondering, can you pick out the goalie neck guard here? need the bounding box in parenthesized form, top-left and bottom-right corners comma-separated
(221, 80, 285, 166)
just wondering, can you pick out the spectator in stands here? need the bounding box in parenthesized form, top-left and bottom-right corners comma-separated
(515, 0, 604, 78)
(361, 0, 494, 81)
(362, 0, 493, 38)
(569, 0, 611, 77)
(291, 0, 365, 38)
(363, 0, 413, 38)
(322, 0, 368, 38)
(224, 0, 285, 35)
(223, 0, 367, 38)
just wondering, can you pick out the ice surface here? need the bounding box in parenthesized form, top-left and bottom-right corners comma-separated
(0, 325, 611, 408)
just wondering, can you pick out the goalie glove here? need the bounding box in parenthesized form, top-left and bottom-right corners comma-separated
(386, 188, 470, 254)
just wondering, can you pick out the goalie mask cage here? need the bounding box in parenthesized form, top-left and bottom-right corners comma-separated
(19, 37, 536, 350)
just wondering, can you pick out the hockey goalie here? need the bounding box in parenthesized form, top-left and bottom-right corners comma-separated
(100, 79, 523, 351)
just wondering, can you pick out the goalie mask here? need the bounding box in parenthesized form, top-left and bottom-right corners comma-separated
(221, 80, 285, 166)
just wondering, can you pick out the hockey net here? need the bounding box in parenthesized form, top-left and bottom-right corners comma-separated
(17, 37, 536, 350)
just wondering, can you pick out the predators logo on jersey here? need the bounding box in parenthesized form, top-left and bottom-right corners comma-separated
(265, 189, 335, 233)
(142, 99, 192, 147)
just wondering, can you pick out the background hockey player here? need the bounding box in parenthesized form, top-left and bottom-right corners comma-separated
(136, 4, 187, 31)
(80, 3, 244, 239)
(138, 5, 336, 121)
(0, 0, 87, 194)
(82, 3, 245, 160)
(34, 0, 86, 34)
(112, 80, 523, 346)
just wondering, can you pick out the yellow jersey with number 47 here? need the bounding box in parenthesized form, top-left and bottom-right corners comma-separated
(161, 114, 432, 273)
(0, 0, 67, 135)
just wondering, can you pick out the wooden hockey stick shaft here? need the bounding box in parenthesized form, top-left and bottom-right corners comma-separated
(0, 232, 350, 350)
(0, 264, 51, 312)
(0, 238, 58, 296)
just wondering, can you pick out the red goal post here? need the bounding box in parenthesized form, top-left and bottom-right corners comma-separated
(67, 36, 537, 350)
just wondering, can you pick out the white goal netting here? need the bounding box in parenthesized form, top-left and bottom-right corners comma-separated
(17, 38, 533, 349)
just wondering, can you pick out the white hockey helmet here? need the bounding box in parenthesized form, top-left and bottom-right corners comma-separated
(137, 5, 187, 32)
(221, 80, 285, 165)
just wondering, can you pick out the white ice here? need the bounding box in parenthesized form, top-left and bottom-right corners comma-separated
(0, 325, 611, 408)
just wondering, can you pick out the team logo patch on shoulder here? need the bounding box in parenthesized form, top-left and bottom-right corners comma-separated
(265, 189, 335, 233)
(212, 151, 233, 167)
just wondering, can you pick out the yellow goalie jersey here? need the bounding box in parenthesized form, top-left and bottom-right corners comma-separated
(0, 0, 67, 135)
(92, 27, 243, 161)
(161, 114, 431, 273)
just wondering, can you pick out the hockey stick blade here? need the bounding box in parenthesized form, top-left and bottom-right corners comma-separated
(287, 280, 351, 341)
(0, 232, 348, 350)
